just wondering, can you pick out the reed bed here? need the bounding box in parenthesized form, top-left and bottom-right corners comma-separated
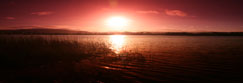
(0, 36, 144, 82)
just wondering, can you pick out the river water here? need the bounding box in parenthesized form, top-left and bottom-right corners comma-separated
(4, 35, 243, 82)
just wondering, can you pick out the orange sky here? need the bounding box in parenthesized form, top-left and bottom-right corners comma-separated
(0, 0, 243, 32)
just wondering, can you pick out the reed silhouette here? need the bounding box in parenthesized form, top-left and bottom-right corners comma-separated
(0, 36, 146, 82)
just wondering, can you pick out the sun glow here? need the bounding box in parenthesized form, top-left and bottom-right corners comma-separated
(106, 16, 129, 31)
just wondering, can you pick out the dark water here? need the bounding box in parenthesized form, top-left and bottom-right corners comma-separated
(2, 35, 243, 82)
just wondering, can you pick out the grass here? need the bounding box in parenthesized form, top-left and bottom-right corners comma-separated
(0, 36, 111, 68)
(0, 35, 145, 83)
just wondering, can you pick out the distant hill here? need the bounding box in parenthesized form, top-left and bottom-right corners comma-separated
(0, 28, 243, 36)
(0, 28, 90, 35)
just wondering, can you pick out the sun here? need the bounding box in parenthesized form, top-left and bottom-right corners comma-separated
(106, 16, 128, 28)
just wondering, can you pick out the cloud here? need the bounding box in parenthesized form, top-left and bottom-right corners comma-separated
(136, 10, 160, 14)
(31, 11, 53, 16)
(6, 25, 81, 31)
(165, 9, 187, 17)
(109, 0, 118, 8)
(5, 17, 15, 20)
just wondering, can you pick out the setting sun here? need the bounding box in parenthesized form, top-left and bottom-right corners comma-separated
(106, 16, 129, 30)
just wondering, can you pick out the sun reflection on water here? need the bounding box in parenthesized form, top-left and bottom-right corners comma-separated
(109, 35, 126, 54)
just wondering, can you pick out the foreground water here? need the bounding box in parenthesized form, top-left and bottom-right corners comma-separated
(1, 35, 243, 82)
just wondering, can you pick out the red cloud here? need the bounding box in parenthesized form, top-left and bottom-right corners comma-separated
(5, 17, 15, 20)
(136, 10, 160, 14)
(165, 9, 187, 17)
(31, 11, 53, 16)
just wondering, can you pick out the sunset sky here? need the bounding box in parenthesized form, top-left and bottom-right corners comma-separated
(0, 0, 243, 32)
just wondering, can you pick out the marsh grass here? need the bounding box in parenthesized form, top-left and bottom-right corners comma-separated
(0, 36, 145, 82)
(0, 36, 111, 68)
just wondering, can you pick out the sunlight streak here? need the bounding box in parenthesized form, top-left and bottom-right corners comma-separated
(109, 35, 126, 54)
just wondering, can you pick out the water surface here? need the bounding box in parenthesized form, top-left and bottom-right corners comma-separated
(3, 35, 243, 82)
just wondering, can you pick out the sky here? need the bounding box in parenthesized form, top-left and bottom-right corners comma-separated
(0, 0, 243, 32)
